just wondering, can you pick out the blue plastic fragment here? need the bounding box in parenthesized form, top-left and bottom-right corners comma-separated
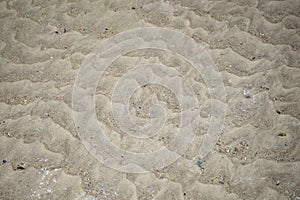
(196, 160, 203, 167)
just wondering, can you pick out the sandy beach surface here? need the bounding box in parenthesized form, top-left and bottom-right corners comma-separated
(0, 0, 300, 199)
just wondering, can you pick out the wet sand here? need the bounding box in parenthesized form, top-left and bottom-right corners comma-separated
(0, 0, 300, 199)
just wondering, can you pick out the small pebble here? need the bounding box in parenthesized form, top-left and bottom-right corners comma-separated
(276, 180, 280, 186)
(278, 132, 287, 137)
(17, 165, 25, 170)
(2, 159, 7, 164)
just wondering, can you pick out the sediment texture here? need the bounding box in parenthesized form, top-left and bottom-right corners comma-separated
(0, 0, 299, 199)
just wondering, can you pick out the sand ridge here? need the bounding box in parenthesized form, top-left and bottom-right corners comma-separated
(0, 0, 299, 199)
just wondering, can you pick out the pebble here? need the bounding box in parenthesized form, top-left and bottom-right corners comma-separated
(17, 165, 25, 170)
(16, 163, 26, 170)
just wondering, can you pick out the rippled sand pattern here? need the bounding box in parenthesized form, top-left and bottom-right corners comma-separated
(0, 0, 299, 199)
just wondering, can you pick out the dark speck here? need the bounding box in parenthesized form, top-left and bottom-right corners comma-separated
(2, 160, 7, 164)
(276, 110, 281, 114)
(260, 86, 270, 90)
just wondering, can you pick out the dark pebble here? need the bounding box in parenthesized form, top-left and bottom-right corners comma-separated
(16, 165, 25, 170)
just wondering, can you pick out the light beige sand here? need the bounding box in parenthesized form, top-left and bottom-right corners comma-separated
(0, 0, 300, 199)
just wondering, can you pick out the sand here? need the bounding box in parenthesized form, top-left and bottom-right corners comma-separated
(0, 0, 299, 199)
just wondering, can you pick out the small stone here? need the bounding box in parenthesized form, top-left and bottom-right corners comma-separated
(16, 164, 25, 170)
(278, 132, 287, 137)
(276, 110, 281, 114)
(2, 159, 7, 164)
(276, 180, 280, 186)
